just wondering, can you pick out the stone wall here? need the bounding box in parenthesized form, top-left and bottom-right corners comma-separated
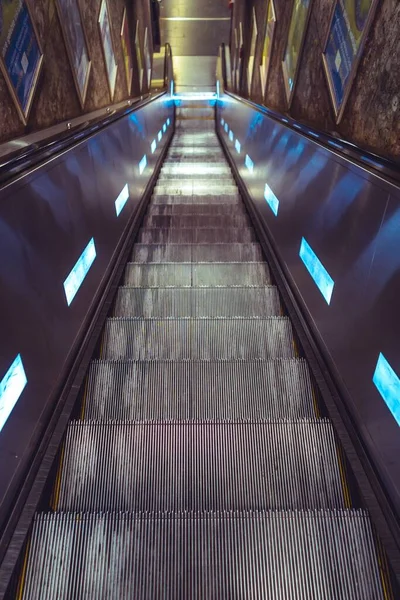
(230, 0, 400, 161)
(0, 0, 153, 144)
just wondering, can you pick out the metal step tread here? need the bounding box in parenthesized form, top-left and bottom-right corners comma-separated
(143, 215, 249, 228)
(101, 317, 295, 360)
(147, 204, 246, 215)
(85, 358, 316, 420)
(22, 509, 384, 600)
(57, 419, 344, 512)
(131, 244, 264, 263)
(124, 263, 271, 286)
(114, 286, 281, 317)
(151, 194, 241, 204)
(138, 228, 257, 243)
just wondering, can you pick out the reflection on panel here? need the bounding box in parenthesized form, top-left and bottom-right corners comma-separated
(373, 354, 400, 427)
(115, 184, 130, 216)
(264, 183, 279, 216)
(0, 355, 27, 432)
(299, 238, 334, 305)
(139, 155, 148, 175)
(63, 238, 97, 306)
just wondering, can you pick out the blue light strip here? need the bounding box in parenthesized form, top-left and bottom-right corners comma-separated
(245, 154, 254, 173)
(167, 118, 171, 126)
(163, 123, 167, 133)
(229, 130, 233, 142)
(63, 238, 96, 306)
(373, 353, 400, 426)
(115, 184, 129, 216)
(151, 140, 157, 154)
(235, 139, 241, 154)
(221, 118, 224, 126)
(299, 238, 334, 304)
(139, 155, 147, 174)
(0, 354, 27, 432)
(224, 123, 229, 133)
(264, 183, 279, 216)
(158, 130, 162, 142)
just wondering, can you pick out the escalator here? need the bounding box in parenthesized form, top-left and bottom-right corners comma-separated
(17, 100, 392, 598)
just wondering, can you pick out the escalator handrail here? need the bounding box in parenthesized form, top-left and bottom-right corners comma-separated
(219, 43, 400, 186)
(0, 44, 174, 187)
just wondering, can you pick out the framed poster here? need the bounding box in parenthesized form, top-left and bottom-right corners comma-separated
(143, 27, 151, 90)
(98, 0, 118, 101)
(247, 9, 258, 95)
(120, 7, 133, 94)
(282, 0, 313, 107)
(135, 21, 143, 92)
(55, 0, 91, 109)
(0, 0, 44, 124)
(260, 0, 276, 99)
(322, 0, 379, 123)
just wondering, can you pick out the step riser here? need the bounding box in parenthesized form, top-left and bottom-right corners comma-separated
(147, 205, 246, 215)
(131, 244, 264, 263)
(142, 215, 250, 228)
(138, 228, 257, 244)
(151, 194, 241, 204)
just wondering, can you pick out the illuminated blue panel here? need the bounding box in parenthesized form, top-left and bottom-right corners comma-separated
(299, 238, 334, 304)
(235, 139, 241, 154)
(163, 123, 167, 133)
(139, 155, 147, 174)
(151, 140, 157, 154)
(373, 353, 400, 426)
(167, 118, 170, 126)
(221, 118, 224, 126)
(329, 140, 343, 150)
(224, 123, 229, 133)
(158, 130, 162, 142)
(245, 154, 254, 173)
(264, 183, 279, 216)
(229, 130, 234, 142)
(0, 354, 27, 432)
(63, 238, 96, 306)
(115, 184, 129, 216)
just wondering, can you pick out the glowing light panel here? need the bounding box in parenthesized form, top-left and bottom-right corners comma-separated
(299, 237, 334, 304)
(167, 118, 171, 126)
(373, 353, 400, 426)
(264, 183, 279, 216)
(224, 123, 229, 133)
(0, 354, 27, 432)
(235, 139, 241, 154)
(158, 130, 162, 141)
(63, 238, 96, 306)
(139, 155, 147, 174)
(163, 123, 167, 133)
(151, 140, 157, 153)
(221, 118, 224, 126)
(245, 154, 254, 173)
(229, 130, 234, 141)
(115, 184, 130, 216)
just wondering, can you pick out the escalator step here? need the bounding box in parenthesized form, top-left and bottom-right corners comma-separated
(147, 204, 246, 215)
(114, 287, 280, 317)
(143, 214, 250, 228)
(161, 164, 232, 178)
(22, 510, 384, 600)
(154, 182, 239, 196)
(84, 358, 316, 421)
(101, 317, 295, 360)
(124, 263, 271, 286)
(138, 227, 257, 243)
(58, 420, 344, 511)
(131, 244, 264, 263)
(151, 193, 241, 204)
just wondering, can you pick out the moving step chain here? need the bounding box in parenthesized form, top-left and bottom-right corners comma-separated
(19, 101, 390, 599)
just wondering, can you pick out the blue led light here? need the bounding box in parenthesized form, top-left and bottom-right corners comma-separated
(163, 123, 167, 133)
(64, 238, 96, 306)
(0, 354, 27, 432)
(373, 353, 400, 426)
(329, 140, 342, 150)
(139, 155, 147, 174)
(151, 140, 157, 154)
(229, 130, 234, 142)
(216, 80, 220, 98)
(245, 154, 254, 173)
(264, 183, 279, 216)
(221, 118, 224, 126)
(308, 130, 320, 139)
(167, 118, 170, 126)
(282, 118, 289, 123)
(299, 238, 334, 304)
(235, 139, 241, 154)
(158, 130, 162, 141)
(224, 123, 229, 133)
(115, 184, 129, 216)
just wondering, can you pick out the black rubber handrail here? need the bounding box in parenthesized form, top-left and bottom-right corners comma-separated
(0, 43, 174, 187)
(219, 43, 400, 185)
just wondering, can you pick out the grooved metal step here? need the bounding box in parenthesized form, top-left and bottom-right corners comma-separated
(22, 510, 384, 600)
(161, 164, 232, 178)
(147, 204, 246, 215)
(143, 214, 250, 228)
(114, 287, 281, 317)
(101, 317, 295, 360)
(57, 420, 344, 511)
(138, 227, 257, 244)
(84, 359, 316, 420)
(131, 244, 264, 263)
(124, 263, 271, 286)
(154, 182, 238, 196)
(151, 193, 241, 204)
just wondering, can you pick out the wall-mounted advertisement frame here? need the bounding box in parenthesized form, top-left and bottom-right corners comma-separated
(143, 27, 151, 90)
(135, 20, 143, 92)
(120, 7, 133, 94)
(0, 0, 44, 124)
(260, 0, 276, 100)
(322, 0, 379, 123)
(282, 0, 313, 107)
(247, 8, 258, 96)
(98, 0, 118, 101)
(55, 0, 91, 109)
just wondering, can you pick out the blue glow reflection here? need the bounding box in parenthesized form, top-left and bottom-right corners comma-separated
(115, 184, 129, 216)
(229, 130, 233, 141)
(163, 123, 167, 133)
(0, 354, 27, 432)
(151, 140, 157, 154)
(235, 139, 241, 154)
(299, 237, 334, 304)
(64, 238, 96, 306)
(167, 118, 171, 126)
(224, 123, 229, 133)
(139, 155, 147, 174)
(158, 130, 162, 141)
(221, 118, 224, 126)
(245, 154, 254, 173)
(264, 183, 279, 216)
(373, 353, 400, 426)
